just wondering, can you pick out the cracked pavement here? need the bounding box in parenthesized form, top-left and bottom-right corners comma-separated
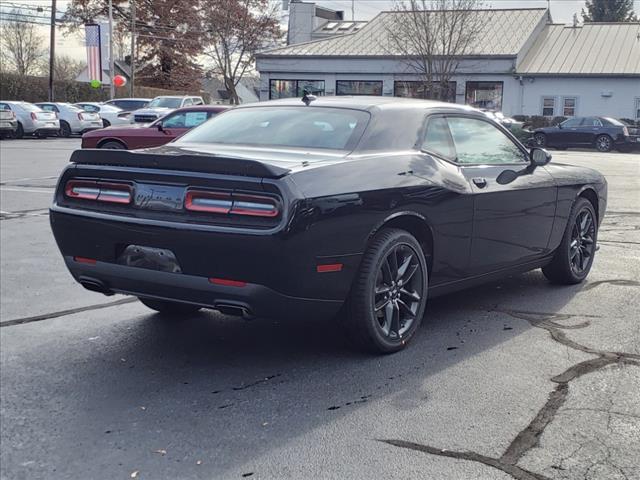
(1, 141, 639, 479)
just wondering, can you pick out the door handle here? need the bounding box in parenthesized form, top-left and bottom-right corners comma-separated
(472, 177, 487, 188)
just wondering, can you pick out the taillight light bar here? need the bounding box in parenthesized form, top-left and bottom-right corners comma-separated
(65, 180, 132, 204)
(185, 190, 279, 218)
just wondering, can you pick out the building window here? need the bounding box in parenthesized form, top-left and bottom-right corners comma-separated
(336, 80, 383, 96)
(563, 97, 577, 117)
(269, 80, 325, 99)
(635, 98, 640, 121)
(465, 81, 503, 111)
(394, 81, 457, 103)
(541, 97, 555, 116)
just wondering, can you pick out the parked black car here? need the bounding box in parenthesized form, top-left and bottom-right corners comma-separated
(50, 97, 607, 353)
(533, 116, 639, 152)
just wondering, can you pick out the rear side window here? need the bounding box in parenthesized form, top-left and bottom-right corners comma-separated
(422, 116, 455, 160)
(176, 106, 370, 151)
(447, 117, 526, 165)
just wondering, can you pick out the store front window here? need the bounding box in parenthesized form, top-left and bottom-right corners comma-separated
(465, 81, 503, 111)
(336, 80, 383, 96)
(394, 81, 457, 103)
(270, 80, 325, 99)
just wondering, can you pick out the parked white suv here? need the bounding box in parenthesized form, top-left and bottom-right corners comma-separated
(129, 96, 205, 123)
(35, 102, 103, 137)
(0, 101, 60, 138)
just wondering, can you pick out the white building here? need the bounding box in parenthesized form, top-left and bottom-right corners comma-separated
(256, 5, 640, 121)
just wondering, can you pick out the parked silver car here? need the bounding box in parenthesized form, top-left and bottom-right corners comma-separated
(103, 97, 150, 112)
(35, 102, 103, 137)
(75, 102, 130, 127)
(0, 104, 18, 137)
(129, 95, 205, 123)
(0, 101, 60, 138)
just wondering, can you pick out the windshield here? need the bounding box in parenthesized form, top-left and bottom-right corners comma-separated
(603, 117, 625, 126)
(147, 97, 182, 109)
(176, 107, 370, 151)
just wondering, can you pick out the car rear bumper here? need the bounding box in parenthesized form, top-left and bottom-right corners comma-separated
(50, 208, 360, 320)
(62, 255, 342, 319)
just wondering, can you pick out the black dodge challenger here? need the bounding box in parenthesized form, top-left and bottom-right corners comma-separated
(50, 97, 607, 353)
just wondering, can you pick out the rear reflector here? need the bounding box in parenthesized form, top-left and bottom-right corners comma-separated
(209, 278, 247, 287)
(185, 189, 279, 218)
(65, 180, 132, 204)
(73, 256, 97, 265)
(317, 263, 343, 273)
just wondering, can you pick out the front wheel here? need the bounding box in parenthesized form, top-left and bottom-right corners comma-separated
(345, 228, 428, 354)
(534, 133, 546, 147)
(99, 140, 126, 149)
(542, 197, 598, 284)
(138, 297, 201, 315)
(59, 121, 71, 138)
(14, 122, 24, 139)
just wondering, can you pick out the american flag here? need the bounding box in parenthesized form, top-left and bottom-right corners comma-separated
(85, 24, 102, 82)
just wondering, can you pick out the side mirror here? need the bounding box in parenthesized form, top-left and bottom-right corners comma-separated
(557, 123, 563, 129)
(156, 122, 163, 132)
(530, 147, 552, 166)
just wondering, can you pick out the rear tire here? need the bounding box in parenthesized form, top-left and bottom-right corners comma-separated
(59, 121, 71, 138)
(542, 197, 598, 284)
(138, 297, 201, 315)
(15, 122, 24, 139)
(345, 228, 428, 354)
(595, 134, 612, 152)
(99, 140, 126, 149)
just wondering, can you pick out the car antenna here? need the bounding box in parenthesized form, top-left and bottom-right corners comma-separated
(301, 90, 316, 106)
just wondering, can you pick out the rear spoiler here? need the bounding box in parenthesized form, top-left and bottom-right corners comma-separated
(69, 149, 291, 179)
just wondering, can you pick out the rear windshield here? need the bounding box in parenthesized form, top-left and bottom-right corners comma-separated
(16, 102, 42, 112)
(148, 97, 182, 108)
(175, 106, 370, 151)
(602, 117, 624, 126)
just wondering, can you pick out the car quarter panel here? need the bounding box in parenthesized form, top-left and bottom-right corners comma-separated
(288, 152, 475, 287)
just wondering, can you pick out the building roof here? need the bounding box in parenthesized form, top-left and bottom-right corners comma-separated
(517, 23, 640, 76)
(260, 8, 547, 57)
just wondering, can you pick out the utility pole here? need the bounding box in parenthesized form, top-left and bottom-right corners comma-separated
(130, 0, 135, 96)
(108, 0, 115, 99)
(48, 0, 56, 101)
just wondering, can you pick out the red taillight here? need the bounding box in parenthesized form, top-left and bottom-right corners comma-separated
(209, 278, 247, 287)
(185, 190, 279, 218)
(317, 263, 343, 273)
(73, 256, 96, 265)
(30, 112, 37, 120)
(65, 180, 132, 204)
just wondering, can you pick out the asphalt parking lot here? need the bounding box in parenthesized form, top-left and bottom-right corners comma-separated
(1, 138, 638, 480)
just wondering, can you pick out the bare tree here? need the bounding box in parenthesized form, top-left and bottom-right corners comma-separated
(54, 55, 86, 81)
(0, 11, 47, 76)
(386, 0, 484, 101)
(202, 0, 282, 104)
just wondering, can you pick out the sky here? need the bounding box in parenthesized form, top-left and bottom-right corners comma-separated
(3, 0, 640, 62)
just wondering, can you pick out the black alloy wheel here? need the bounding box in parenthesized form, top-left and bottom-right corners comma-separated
(542, 197, 598, 284)
(534, 133, 546, 147)
(346, 228, 428, 353)
(569, 209, 596, 275)
(595, 134, 612, 152)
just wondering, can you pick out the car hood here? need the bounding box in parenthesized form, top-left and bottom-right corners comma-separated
(144, 143, 351, 173)
(132, 107, 174, 116)
(83, 124, 150, 136)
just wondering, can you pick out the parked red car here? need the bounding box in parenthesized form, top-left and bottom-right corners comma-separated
(81, 105, 230, 149)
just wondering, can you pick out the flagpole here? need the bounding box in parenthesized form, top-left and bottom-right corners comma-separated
(48, 0, 56, 101)
(108, 0, 115, 99)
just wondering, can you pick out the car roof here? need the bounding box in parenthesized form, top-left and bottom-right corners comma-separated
(172, 105, 229, 112)
(106, 98, 151, 102)
(237, 96, 474, 113)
